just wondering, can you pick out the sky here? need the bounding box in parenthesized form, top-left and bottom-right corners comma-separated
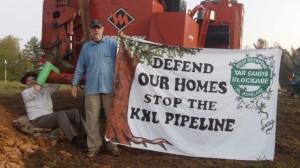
(0, 0, 299, 50)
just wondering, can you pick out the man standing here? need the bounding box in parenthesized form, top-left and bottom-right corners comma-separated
(71, 19, 119, 157)
(21, 71, 85, 148)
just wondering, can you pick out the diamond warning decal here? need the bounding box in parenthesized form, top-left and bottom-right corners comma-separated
(107, 8, 135, 31)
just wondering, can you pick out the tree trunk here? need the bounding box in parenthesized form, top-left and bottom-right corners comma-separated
(106, 40, 172, 150)
(106, 41, 139, 145)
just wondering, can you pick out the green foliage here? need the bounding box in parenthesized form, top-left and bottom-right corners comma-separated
(0, 35, 26, 81)
(21, 36, 44, 71)
(123, 38, 201, 65)
(0, 81, 25, 95)
(0, 35, 46, 82)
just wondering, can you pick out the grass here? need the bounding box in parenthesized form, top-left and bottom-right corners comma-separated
(0, 81, 25, 95)
(0, 81, 72, 95)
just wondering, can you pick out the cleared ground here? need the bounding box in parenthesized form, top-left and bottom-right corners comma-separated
(0, 85, 299, 167)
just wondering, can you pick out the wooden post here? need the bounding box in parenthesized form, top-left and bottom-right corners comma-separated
(4, 59, 7, 83)
(77, 0, 91, 41)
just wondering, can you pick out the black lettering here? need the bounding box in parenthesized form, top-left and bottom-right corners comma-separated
(189, 117, 199, 129)
(197, 100, 208, 110)
(165, 113, 235, 132)
(165, 112, 174, 124)
(162, 97, 172, 106)
(153, 95, 162, 105)
(144, 94, 151, 103)
(175, 78, 185, 91)
(152, 112, 159, 123)
(187, 99, 197, 108)
(173, 59, 182, 71)
(152, 57, 163, 68)
(186, 80, 196, 91)
(191, 62, 202, 72)
(209, 81, 218, 93)
(130, 107, 140, 119)
(138, 73, 149, 86)
(203, 63, 214, 73)
(174, 113, 181, 126)
(196, 80, 208, 92)
(173, 98, 182, 108)
(182, 61, 191, 72)
(214, 119, 225, 131)
(149, 75, 159, 87)
(141, 109, 151, 122)
(180, 115, 190, 127)
(160, 76, 169, 90)
(208, 118, 214, 131)
(219, 82, 227, 94)
(199, 118, 208, 130)
(225, 119, 235, 131)
(164, 59, 173, 70)
(208, 101, 217, 111)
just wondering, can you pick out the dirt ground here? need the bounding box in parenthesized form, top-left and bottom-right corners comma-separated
(0, 89, 300, 168)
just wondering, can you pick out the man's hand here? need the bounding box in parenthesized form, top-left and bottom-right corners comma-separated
(33, 84, 42, 92)
(71, 85, 78, 98)
(118, 31, 127, 38)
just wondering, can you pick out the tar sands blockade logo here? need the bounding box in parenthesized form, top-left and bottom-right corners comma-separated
(107, 8, 135, 31)
(230, 57, 271, 98)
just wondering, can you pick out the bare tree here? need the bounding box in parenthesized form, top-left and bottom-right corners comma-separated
(253, 38, 269, 49)
(272, 41, 283, 50)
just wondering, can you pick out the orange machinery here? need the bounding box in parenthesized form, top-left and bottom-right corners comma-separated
(41, 0, 244, 84)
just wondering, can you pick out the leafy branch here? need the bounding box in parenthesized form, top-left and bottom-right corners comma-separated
(123, 38, 202, 65)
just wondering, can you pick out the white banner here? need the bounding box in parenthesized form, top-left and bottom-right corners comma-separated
(106, 38, 282, 161)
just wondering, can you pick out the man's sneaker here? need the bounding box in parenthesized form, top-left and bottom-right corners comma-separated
(86, 150, 99, 158)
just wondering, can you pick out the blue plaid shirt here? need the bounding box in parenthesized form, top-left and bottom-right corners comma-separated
(72, 37, 118, 95)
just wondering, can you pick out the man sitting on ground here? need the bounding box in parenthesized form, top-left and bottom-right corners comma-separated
(20, 69, 85, 148)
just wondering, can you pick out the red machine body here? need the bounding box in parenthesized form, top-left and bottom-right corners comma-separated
(41, 0, 244, 84)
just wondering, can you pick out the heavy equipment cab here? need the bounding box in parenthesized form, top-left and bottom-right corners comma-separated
(40, 0, 244, 84)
